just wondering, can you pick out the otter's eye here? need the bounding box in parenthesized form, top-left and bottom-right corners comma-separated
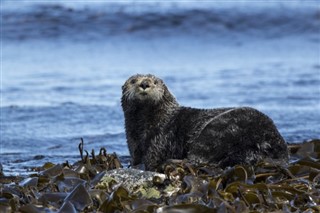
(154, 80, 158, 85)
(130, 79, 136, 84)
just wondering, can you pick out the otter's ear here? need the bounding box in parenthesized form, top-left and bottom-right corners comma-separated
(161, 80, 168, 89)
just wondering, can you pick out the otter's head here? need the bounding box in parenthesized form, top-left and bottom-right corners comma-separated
(122, 74, 167, 104)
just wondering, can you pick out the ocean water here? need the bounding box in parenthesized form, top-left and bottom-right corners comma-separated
(1, 0, 320, 175)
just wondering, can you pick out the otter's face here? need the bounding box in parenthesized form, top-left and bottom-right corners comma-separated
(122, 74, 165, 103)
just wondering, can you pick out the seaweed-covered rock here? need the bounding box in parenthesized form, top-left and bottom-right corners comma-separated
(96, 168, 166, 199)
(0, 139, 319, 212)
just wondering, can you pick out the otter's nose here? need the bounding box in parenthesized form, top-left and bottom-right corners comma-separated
(140, 80, 150, 90)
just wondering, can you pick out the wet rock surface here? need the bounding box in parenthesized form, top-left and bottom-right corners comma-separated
(97, 168, 166, 199)
(0, 139, 319, 212)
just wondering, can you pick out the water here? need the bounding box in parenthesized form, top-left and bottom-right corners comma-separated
(1, 0, 320, 175)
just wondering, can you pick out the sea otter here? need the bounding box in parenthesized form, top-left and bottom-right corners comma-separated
(121, 74, 289, 171)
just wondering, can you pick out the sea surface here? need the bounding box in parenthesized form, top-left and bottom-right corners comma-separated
(1, 0, 320, 175)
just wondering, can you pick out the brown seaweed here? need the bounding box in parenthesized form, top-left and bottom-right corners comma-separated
(0, 139, 319, 212)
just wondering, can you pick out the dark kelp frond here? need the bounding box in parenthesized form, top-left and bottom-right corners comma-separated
(0, 139, 319, 212)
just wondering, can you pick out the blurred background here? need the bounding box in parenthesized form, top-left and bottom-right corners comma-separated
(1, 0, 319, 175)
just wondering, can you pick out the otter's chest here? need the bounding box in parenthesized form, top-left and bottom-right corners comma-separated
(141, 122, 163, 143)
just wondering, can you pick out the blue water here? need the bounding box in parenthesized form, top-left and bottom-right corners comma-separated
(1, 1, 320, 175)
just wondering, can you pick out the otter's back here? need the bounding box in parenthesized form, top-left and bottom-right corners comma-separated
(187, 107, 288, 167)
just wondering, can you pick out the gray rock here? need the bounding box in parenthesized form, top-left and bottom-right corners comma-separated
(96, 168, 169, 199)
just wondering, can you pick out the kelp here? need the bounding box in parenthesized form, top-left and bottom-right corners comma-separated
(0, 139, 319, 212)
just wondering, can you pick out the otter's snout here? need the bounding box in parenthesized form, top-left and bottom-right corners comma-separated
(139, 80, 150, 90)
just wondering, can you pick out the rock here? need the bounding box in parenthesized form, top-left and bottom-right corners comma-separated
(96, 168, 166, 199)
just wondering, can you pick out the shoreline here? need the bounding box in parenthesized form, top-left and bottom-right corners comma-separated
(0, 139, 319, 212)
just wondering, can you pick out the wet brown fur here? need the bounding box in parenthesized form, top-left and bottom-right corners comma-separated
(121, 74, 289, 171)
